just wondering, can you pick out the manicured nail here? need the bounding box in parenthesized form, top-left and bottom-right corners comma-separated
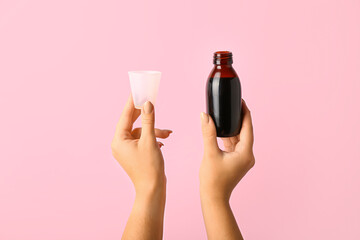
(167, 130, 173, 134)
(144, 101, 153, 114)
(201, 112, 209, 123)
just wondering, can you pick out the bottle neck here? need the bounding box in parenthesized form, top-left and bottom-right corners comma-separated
(214, 64, 233, 70)
(213, 51, 233, 65)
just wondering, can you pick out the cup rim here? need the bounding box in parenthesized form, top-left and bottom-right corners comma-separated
(128, 71, 161, 75)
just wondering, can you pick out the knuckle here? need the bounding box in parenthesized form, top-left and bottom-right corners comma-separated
(139, 138, 156, 149)
(205, 133, 217, 140)
(202, 128, 215, 138)
(142, 117, 154, 125)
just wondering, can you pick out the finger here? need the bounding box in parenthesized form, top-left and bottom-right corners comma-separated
(221, 138, 233, 152)
(116, 95, 138, 136)
(200, 112, 220, 155)
(132, 108, 141, 124)
(221, 136, 238, 152)
(238, 100, 254, 148)
(131, 128, 172, 139)
(140, 101, 156, 143)
(157, 141, 164, 148)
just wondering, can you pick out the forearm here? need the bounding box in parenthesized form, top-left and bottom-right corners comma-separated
(122, 188, 166, 240)
(200, 193, 243, 240)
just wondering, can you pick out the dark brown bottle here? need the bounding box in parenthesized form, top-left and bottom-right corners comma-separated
(206, 51, 242, 137)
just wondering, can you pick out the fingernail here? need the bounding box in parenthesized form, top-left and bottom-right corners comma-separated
(167, 130, 173, 134)
(144, 101, 153, 114)
(201, 112, 209, 123)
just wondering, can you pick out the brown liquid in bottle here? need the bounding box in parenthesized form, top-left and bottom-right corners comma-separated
(206, 51, 242, 137)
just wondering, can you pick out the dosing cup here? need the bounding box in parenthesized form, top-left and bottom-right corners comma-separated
(128, 71, 161, 109)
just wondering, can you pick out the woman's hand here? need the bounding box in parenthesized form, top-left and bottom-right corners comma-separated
(200, 100, 255, 240)
(200, 100, 255, 201)
(111, 95, 172, 240)
(111, 96, 171, 196)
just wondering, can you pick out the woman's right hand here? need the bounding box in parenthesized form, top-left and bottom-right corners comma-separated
(200, 100, 255, 202)
(199, 100, 255, 240)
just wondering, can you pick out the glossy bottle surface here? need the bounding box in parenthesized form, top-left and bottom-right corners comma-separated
(206, 51, 242, 137)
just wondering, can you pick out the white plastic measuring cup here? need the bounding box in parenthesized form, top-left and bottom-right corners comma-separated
(128, 71, 161, 109)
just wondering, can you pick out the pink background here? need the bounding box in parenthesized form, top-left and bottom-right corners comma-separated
(1, 0, 360, 239)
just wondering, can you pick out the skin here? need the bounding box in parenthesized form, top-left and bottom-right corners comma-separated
(111, 95, 172, 240)
(200, 100, 255, 240)
(112, 95, 254, 240)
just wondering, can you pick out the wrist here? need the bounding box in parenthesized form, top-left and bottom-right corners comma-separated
(200, 191, 231, 213)
(200, 185, 231, 204)
(134, 187, 166, 215)
(135, 175, 167, 202)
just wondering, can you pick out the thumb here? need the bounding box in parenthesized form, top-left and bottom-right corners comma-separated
(140, 101, 156, 142)
(239, 100, 254, 148)
(200, 112, 220, 154)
